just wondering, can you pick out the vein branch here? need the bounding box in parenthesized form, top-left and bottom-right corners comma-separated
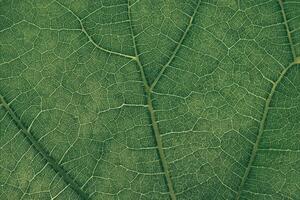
(278, 0, 297, 59)
(0, 94, 89, 200)
(127, 1, 176, 199)
(235, 62, 296, 199)
(55, 0, 136, 60)
(236, 2, 300, 197)
(150, 0, 201, 91)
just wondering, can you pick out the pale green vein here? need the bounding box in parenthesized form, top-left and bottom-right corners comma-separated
(150, 0, 201, 91)
(295, 56, 300, 64)
(236, 2, 299, 198)
(126, 2, 148, 90)
(55, 0, 136, 60)
(235, 62, 296, 200)
(278, 0, 297, 59)
(237, 0, 240, 9)
(146, 93, 177, 200)
(0, 94, 89, 200)
(127, 1, 176, 199)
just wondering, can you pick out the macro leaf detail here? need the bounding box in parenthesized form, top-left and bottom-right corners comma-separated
(0, 0, 300, 199)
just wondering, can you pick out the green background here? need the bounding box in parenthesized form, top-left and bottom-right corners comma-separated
(0, 0, 300, 199)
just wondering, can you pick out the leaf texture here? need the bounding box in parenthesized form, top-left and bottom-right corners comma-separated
(0, 0, 300, 199)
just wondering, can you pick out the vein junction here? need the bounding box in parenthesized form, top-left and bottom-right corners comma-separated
(1, 0, 299, 199)
(126, 1, 201, 199)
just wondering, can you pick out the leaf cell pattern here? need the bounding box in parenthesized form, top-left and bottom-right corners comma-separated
(0, 0, 300, 199)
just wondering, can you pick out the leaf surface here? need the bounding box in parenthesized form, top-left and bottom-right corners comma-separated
(0, 0, 300, 199)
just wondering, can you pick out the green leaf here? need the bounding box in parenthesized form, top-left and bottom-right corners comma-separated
(0, 0, 299, 199)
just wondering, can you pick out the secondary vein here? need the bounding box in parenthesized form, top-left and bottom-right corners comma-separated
(235, 62, 296, 199)
(150, 0, 201, 91)
(127, 1, 177, 199)
(236, 2, 300, 198)
(55, 0, 136, 60)
(0, 94, 89, 200)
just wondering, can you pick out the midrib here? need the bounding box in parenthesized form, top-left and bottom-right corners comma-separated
(2, 0, 297, 199)
(127, 1, 202, 199)
(127, 3, 177, 199)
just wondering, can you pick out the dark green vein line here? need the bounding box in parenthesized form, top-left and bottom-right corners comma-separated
(54, 0, 136, 60)
(278, 0, 297, 59)
(235, 62, 296, 200)
(127, 1, 176, 199)
(0, 94, 89, 200)
(150, 0, 201, 91)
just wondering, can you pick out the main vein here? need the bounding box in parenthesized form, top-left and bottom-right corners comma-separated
(236, 1, 299, 198)
(0, 95, 89, 199)
(127, 1, 202, 198)
(127, 1, 179, 199)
